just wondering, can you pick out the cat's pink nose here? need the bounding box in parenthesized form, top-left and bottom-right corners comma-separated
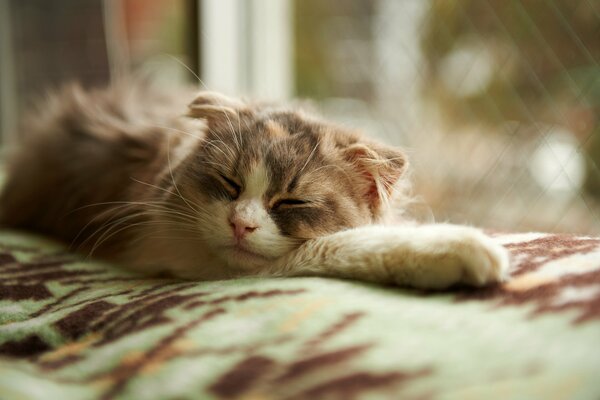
(229, 218, 258, 240)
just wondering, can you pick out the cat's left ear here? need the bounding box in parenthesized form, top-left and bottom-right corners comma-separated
(187, 92, 244, 123)
(343, 142, 408, 209)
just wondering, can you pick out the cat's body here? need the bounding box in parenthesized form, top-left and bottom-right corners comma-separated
(0, 82, 508, 288)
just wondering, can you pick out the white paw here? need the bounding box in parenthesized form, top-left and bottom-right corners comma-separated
(384, 225, 510, 289)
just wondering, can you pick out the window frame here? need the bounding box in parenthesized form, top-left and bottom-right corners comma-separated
(199, 0, 292, 100)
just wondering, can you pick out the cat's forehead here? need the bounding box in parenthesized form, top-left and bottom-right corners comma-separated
(209, 112, 325, 159)
(204, 111, 350, 193)
(260, 116, 331, 189)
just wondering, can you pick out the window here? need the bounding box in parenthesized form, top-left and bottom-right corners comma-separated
(1, 0, 598, 234)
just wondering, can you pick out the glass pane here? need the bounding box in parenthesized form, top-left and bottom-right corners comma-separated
(293, 0, 600, 235)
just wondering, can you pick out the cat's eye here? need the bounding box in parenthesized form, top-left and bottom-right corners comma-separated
(218, 174, 241, 199)
(272, 198, 308, 209)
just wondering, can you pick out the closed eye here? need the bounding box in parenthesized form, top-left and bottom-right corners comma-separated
(218, 174, 241, 199)
(273, 199, 309, 209)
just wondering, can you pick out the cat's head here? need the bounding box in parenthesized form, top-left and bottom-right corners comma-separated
(162, 92, 408, 272)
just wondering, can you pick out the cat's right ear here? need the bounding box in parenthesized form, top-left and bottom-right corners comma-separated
(187, 92, 244, 123)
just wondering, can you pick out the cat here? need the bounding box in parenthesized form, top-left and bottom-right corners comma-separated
(0, 82, 509, 289)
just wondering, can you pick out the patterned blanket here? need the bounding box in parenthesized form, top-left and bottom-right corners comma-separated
(1, 230, 599, 400)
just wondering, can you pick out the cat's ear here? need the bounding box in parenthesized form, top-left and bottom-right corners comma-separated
(187, 92, 244, 122)
(343, 142, 408, 209)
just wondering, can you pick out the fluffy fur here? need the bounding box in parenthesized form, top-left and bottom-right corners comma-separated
(0, 82, 509, 288)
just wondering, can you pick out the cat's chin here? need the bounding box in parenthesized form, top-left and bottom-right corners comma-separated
(221, 244, 276, 270)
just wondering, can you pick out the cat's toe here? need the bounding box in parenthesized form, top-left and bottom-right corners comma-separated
(458, 231, 510, 286)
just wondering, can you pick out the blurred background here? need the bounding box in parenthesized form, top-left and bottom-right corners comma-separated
(0, 0, 598, 234)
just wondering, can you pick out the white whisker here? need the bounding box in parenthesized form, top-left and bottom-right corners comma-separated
(130, 177, 177, 196)
(299, 139, 321, 175)
(166, 134, 200, 214)
(159, 53, 208, 90)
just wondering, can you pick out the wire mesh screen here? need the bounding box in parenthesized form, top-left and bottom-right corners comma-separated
(2, 0, 598, 235)
(294, 0, 600, 235)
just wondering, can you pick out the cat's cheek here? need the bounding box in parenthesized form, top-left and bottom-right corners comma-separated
(244, 219, 298, 259)
(194, 201, 232, 242)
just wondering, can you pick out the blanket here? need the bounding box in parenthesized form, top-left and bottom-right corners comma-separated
(1, 230, 599, 400)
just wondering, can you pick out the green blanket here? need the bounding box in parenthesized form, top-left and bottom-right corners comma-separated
(1, 230, 599, 400)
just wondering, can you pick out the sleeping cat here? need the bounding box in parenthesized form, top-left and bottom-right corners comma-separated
(0, 82, 508, 289)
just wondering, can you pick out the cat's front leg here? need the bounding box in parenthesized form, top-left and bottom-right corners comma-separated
(271, 224, 509, 289)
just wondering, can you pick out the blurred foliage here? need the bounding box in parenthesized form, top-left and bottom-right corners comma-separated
(293, 0, 375, 100)
(421, 0, 600, 197)
(294, 0, 334, 99)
